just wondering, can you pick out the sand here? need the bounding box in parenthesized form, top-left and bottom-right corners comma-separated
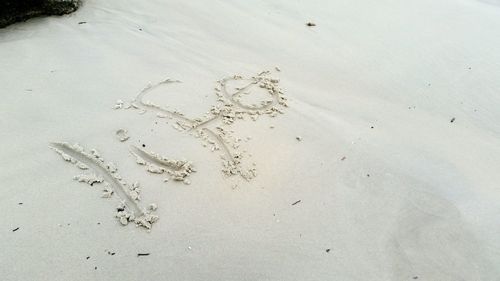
(1, 0, 500, 280)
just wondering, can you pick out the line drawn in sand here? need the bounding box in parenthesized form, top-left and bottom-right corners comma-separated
(130, 145, 195, 184)
(117, 70, 288, 180)
(49, 142, 158, 230)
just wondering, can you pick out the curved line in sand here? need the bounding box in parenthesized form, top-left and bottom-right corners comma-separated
(133, 78, 196, 126)
(219, 77, 279, 111)
(49, 142, 144, 217)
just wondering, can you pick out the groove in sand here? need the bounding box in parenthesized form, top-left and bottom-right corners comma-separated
(130, 145, 195, 182)
(50, 142, 144, 217)
(50, 142, 159, 229)
(118, 70, 287, 180)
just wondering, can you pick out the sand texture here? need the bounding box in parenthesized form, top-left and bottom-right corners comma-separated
(1, 0, 500, 280)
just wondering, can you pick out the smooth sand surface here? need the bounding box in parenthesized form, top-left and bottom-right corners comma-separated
(1, 0, 500, 280)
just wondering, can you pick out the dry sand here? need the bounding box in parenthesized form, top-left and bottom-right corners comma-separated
(1, 0, 500, 280)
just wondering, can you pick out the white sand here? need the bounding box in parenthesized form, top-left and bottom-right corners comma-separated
(1, 0, 500, 280)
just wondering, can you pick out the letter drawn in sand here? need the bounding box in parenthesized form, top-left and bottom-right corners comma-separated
(119, 70, 288, 180)
(130, 145, 195, 184)
(49, 142, 158, 230)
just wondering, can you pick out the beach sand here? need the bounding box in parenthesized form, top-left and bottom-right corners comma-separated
(1, 0, 500, 280)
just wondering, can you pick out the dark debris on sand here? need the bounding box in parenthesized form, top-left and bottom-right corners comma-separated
(0, 0, 81, 28)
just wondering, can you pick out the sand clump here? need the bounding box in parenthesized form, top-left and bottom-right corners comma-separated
(115, 129, 130, 142)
